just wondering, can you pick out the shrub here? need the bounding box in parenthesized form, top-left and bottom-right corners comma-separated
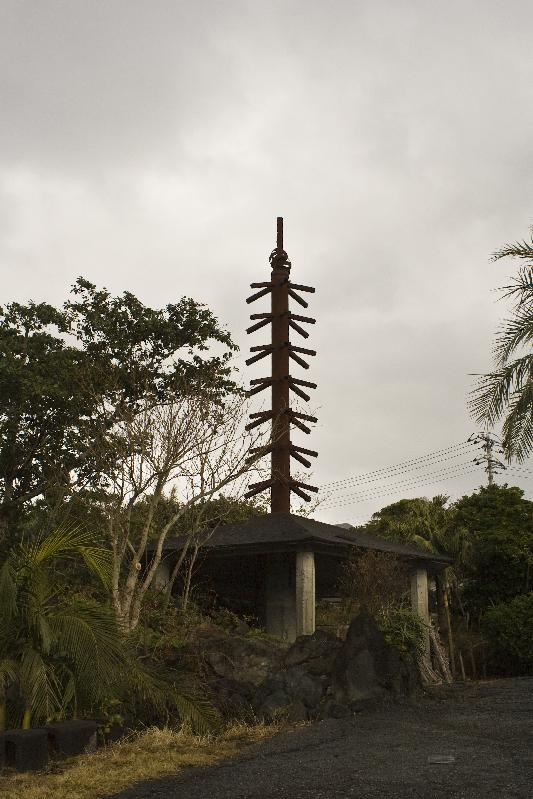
(377, 605, 427, 664)
(482, 593, 533, 675)
(338, 550, 409, 615)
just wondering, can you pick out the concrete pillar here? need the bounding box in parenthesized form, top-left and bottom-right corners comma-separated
(296, 551, 315, 637)
(410, 565, 430, 659)
(265, 554, 296, 641)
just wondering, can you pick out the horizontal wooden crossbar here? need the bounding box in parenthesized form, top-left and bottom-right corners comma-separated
(288, 319, 309, 338)
(289, 283, 315, 293)
(288, 288, 308, 308)
(246, 286, 272, 304)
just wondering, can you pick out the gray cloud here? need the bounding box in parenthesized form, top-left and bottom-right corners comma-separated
(1, 0, 532, 523)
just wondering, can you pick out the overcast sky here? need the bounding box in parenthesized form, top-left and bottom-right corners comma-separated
(1, 0, 532, 524)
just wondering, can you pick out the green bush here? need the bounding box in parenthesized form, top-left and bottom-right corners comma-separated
(482, 593, 533, 675)
(377, 606, 427, 664)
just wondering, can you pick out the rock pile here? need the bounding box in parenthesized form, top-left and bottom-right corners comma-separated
(181, 610, 419, 721)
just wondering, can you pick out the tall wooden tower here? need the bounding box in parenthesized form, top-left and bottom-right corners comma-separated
(245, 217, 318, 511)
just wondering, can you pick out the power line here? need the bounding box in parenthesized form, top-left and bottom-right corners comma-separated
(320, 460, 480, 502)
(320, 464, 482, 508)
(320, 440, 477, 490)
(321, 468, 481, 510)
(319, 454, 478, 495)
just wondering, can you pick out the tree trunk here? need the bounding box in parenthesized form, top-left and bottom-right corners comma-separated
(0, 679, 6, 732)
(435, 573, 448, 635)
(22, 708, 31, 730)
(443, 585, 456, 676)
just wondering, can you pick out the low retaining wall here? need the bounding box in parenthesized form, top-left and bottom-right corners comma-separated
(1, 719, 97, 772)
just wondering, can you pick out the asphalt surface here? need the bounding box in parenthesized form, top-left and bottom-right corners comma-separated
(110, 678, 533, 799)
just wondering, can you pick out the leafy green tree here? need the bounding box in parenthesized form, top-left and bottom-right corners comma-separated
(448, 484, 533, 615)
(0, 279, 236, 549)
(470, 228, 533, 462)
(482, 593, 533, 675)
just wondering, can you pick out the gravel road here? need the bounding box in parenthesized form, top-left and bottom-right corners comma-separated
(110, 678, 533, 799)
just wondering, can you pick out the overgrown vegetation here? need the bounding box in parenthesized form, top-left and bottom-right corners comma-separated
(482, 593, 533, 675)
(317, 549, 426, 667)
(357, 484, 533, 679)
(1, 722, 295, 799)
(0, 526, 216, 734)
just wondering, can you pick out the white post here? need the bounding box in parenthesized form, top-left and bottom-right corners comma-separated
(410, 566, 430, 660)
(296, 551, 315, 637)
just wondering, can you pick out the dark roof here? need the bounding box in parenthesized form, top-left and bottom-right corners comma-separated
(160, 512, 452, 567)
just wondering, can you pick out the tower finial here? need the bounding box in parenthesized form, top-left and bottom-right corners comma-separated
(277, 216, 283, 251)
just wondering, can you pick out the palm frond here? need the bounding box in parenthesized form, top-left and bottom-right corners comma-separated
(170, 685, 220, 734)
(501, 378, 533, 463)
(19, 645, 62, 725)
(22, 524, 112, 587)
(493, 308, 533, 367)
(498, 265, 533, 305)
(491, 230, 533, 264)
(469, 355, 532, 428)
(0, 658, 19, 683)
(0, 559, 17, 624)
(50, 600, 125, 691)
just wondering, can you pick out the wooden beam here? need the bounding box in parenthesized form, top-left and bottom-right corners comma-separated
(291, 485, 312, 502)
(246, 348, 273, 366)
(290, 449, 312, 468)
(292, 445, 318, 458)
(290, 411, 318, 423)
(293, 480, 319, 493)
(288, 318, 309, 338)
(246, 286, 272, 304)
(246, 317, 271, 335)
(245, 479, 275, 499)
(289, 345, 316, 356)
(290, 417, 311, 434)
(290, 377, 317, 389)
(288, 288, 308, 308)
(289, 283, 315, 293)
(247, 381, 272, 396)
(289, 351, 310, 369)
(289, 383, 310, 401)
(289, 313, 316, 324)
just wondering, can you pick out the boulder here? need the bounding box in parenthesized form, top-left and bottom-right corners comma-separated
(206, 677, 255, 719)
(331, 609, 419, 710)
(318, 699, 351, 719)
(179, 626, 284, 686)
(284, 629, 343, 676)
(252, 666, 324, 720)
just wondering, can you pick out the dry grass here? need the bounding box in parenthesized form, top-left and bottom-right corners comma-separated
(1, 721, 297, 799)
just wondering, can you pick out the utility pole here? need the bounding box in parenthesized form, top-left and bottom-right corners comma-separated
(469, 431, 506, 486)
(244, 217, 318, 511)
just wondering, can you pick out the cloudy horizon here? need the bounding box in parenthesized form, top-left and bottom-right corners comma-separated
(2, 0, 532, 524)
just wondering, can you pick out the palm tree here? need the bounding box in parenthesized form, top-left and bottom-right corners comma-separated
(0, 526, 215, 731)
(470, 229, 533, 462)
